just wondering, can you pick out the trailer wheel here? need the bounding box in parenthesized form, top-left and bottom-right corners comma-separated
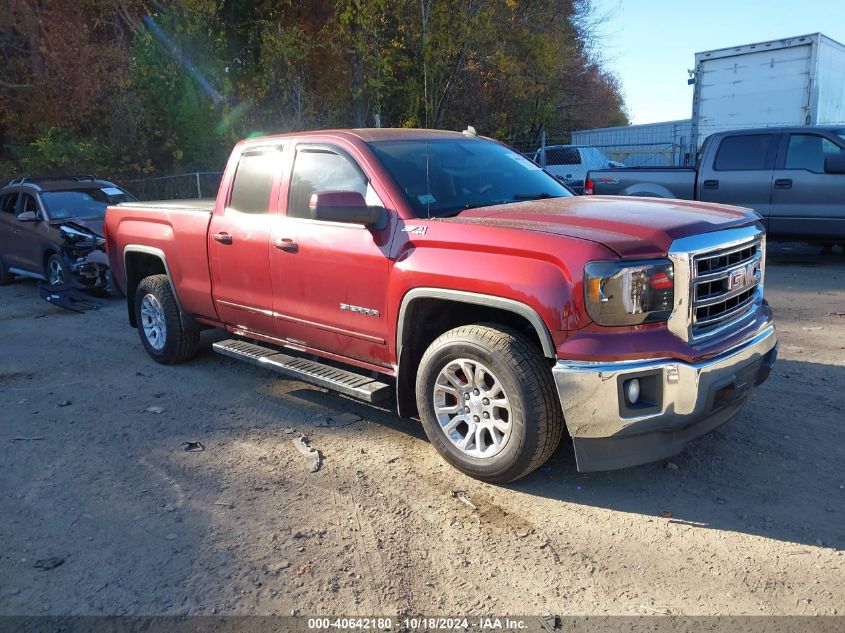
(134, 274, 200, 365)
(415, 323, 564, 483)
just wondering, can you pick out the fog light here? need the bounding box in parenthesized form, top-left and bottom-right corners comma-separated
(624, 378, 640, 404)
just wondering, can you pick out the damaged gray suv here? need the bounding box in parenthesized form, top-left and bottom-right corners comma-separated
(0, 176, 135, 289)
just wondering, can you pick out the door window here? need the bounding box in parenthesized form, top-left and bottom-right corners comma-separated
(784, 134, 844, 173)
(228, 146, 282, 214)
(714, 134, 775, 171)
(288, 148, 374, 219)
(20, 193, 38, 216)
(1, 193, 19, 214)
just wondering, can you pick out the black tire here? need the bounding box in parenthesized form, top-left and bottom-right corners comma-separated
(134, 274, 200, 365)
(415, 323, 564, 483)
(0, 257, 14, 285)
(45, 253, 69, 287)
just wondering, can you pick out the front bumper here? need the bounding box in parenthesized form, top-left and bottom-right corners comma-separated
(552, 325, 778, 471)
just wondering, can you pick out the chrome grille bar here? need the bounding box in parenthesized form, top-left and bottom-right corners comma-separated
(667, 225, 766, 343)
(690, 236, 762, 338)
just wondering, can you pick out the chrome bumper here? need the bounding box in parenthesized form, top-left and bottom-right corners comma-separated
(552, 325, 778, 471)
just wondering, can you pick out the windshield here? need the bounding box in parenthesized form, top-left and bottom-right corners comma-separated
(41, 187, 135, 220)
(368, 138, 572, 218)
(837, 130, 845, 145)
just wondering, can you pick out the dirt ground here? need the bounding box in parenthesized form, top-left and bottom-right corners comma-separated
(1, 244, 843, 618)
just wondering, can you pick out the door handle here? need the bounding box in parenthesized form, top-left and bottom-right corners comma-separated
(273, 237, 298, 253)
(212, 232, 233, 245)
(702, 179, 719, 189)
(774, 178, 793, 189)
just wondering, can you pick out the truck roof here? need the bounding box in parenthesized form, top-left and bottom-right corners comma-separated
(709, 125, 845, 136)
(240, 128, 476, 145)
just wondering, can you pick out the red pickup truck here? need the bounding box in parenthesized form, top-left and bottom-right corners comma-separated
(105, 128, 778, 482)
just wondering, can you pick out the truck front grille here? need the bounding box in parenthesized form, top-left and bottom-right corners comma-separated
(690, 238, 763, 338)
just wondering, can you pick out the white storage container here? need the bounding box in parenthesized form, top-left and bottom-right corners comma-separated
(691, 33, 845, 150)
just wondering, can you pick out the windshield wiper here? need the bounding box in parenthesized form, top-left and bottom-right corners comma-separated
(511, 192, 557, 201)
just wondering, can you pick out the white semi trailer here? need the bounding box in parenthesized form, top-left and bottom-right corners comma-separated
(691, 33, 845, 151)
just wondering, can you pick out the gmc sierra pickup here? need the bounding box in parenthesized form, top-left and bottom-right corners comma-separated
(585, 126, 845, 243)
(105, 128, 778, 483)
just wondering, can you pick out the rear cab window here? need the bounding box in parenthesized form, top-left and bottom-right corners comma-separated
(228, 145, 285, 214)
(546, 147, 582, 166)
(714, 134, 777, 171)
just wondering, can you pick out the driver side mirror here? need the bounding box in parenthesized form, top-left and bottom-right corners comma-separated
(309, 191, 387, 229)
(824, 154, 845, 174)
(17, 211, 38, 222)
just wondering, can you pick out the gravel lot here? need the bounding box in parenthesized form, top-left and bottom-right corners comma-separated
(1, 244, 843, 617)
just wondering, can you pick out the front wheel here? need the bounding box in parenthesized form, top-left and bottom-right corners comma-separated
(134, 274, 200, 365)
(415, 324, 564, 483)
(45, 253, 69, 286)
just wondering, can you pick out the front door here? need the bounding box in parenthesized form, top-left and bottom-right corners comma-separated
(270, 143, 395, 367)
(208, 143, 286, 335)
(12, 192, 47, 272)
(769, 132, 845, 240)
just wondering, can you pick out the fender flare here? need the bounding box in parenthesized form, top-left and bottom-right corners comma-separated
(123, 245, 200, 331)
(396, 288, 556, 359)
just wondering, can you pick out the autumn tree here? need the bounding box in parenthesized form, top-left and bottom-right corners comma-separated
(0, 0, 627, 177)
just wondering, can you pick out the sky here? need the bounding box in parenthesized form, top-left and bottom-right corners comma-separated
(593, 0, 845, 124)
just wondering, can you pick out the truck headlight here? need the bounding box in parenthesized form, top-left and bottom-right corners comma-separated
(584, 259, 674, 326)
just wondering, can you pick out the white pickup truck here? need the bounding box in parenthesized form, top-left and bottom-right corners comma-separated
(532, 144, 623, 194)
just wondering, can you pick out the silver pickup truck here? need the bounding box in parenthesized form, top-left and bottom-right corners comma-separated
(586, 126, 845, 243)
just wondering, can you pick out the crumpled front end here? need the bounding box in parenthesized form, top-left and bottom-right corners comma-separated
(57, 222, 110, 290)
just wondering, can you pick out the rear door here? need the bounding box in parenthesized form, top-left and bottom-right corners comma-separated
(208, 143, 286, 335)
(269, 142, 395, 367)
(769, 132, 845, 240)
(0, 192, 21, 266)
(699, 133, 778, 221)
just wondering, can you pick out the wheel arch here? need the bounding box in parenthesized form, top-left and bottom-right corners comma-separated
(40, 243, 60, 271)
(123, 245, 199, 331)
(619, 184, 673, 198)
(394, 288, 555, 418)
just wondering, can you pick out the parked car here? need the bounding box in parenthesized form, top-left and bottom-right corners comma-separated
(0, 176, 134, 288)
(532, 144, 623, 194)
(106, 128, 777, 483)
(585, 126, 845, 243)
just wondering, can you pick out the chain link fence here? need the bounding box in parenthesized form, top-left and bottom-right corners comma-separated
(120, 171, 223, 201)
(507, 129, 692, 169)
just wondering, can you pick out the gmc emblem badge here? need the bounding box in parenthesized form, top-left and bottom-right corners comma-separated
(728, 262, 758, 291)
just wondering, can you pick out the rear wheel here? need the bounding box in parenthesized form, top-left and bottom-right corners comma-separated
(0, 257, 14, 285)
(134, 274, 200, 365)
(45, 253, 68, 286)
(415, 323, 564, 483)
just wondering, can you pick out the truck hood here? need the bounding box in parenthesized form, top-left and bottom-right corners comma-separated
(448, 195, 759, 258)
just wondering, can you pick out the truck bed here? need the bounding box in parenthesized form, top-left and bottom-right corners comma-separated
(105, 198, 217, 320)
(589, 167, 697, 200)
